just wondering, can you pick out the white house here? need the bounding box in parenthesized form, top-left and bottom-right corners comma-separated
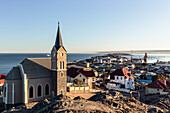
(109, 68, 135, 90)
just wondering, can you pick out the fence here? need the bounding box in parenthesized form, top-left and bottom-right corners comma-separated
(68, 86, 90, 93)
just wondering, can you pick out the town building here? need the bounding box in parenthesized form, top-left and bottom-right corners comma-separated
(109, 68, 135, 90)
(145, 80, 170, 95)
(3, 23, 67, 107)
(67, 67, 96, 89)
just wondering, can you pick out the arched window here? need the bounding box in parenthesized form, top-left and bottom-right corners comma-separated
(37, 85, 42, 97)
(45, 84, 49, 96)
(29, 86, 34, 98)
(63, 61, 64, 69)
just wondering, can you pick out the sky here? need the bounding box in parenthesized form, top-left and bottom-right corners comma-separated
(0, 0, 170, 53)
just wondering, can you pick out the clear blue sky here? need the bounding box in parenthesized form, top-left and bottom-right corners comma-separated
(0, 0, 170, 53)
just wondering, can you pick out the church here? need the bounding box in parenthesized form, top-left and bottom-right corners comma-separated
(3, 23, 67, 106)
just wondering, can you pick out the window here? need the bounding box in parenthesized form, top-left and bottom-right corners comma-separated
(63, 61, 64, 69)
(60, 53, 64, 56)
(121, 77, 122, 80)
(157, 89, 159, 91)
(83, 79, 85, 82)
(45, 84, 49, 96)
(80, 75, 81, 77)
(60, 61, 62, 69)
(127, 82, 129, 84)
(37, 85, 42, 97)
(117, 77, 119, 80)
(29, 86, 34, 98)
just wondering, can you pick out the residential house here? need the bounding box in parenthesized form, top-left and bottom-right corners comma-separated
(67, 67, 96, 89)
(109, 68, 135, 90)
(145, 80, 170, 95)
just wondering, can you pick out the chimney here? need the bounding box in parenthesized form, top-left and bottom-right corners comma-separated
(164, 80, 166, 85)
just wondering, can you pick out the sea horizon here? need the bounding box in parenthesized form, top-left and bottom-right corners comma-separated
(1, 49, 170, 54)
(1, 53, 170, 75)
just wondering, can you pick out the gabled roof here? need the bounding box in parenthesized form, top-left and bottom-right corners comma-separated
(147, 80, 170, 89)
(26, 58, 51, 69)
(78, 69, 95, 78)
(67, 67, 81, 78)
(21, 58, 51, 79)
(110, 68, 134, 80)
(67, 67, 95, 78)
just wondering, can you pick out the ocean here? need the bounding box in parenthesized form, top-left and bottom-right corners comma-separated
(0, 53, 170, 75)
(0, 53, 100, 75)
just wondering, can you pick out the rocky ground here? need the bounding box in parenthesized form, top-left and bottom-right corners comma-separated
(2, 91, 170, 113)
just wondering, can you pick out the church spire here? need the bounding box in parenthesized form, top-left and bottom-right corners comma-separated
(55, 22, 63, 50)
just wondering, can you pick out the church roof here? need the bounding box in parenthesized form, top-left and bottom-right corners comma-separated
(6, 58, 53, 80)
(6, 67, 21, 80)
(21, 58, 51, 79)
(26, 58, 51, 70)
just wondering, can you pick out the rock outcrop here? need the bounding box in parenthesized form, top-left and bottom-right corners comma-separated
(2, 91, 168, 113)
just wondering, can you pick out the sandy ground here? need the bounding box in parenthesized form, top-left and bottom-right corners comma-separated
(66, 92, 96, 99)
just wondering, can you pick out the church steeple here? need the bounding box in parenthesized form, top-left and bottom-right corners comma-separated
(55, 22, 63, 50)
(51, 22, 67, 96)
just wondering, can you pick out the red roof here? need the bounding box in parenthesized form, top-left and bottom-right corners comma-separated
(0, 74, 6, 79)
(110, 68, 134, 80)
(67, 67, 95, 78)
(78, 69, 95, 78)
(67, 67, 81, 78)
(147, 80, 170, 89)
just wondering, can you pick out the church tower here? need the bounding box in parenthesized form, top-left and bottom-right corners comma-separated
(51, 22, 67, 95)
(144, 53, 148, 63)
